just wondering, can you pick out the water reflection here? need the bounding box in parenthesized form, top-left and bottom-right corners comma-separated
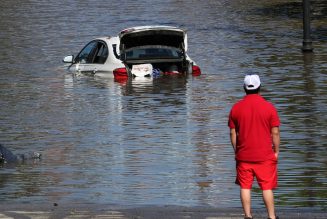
(0, 0, 326, 211)
(274, 50, 327, 209)
(122, 76, 188, 96)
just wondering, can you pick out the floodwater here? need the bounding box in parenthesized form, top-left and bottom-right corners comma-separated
(0, 0, 326, 211)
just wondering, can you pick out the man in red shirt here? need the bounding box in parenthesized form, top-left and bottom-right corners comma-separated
(228, 74, 280, 219)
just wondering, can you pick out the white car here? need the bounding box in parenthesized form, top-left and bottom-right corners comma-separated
(63, 26, 201, 80)
(63, 36, 124, 78)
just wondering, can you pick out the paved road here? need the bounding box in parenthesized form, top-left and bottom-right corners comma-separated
(0, 204, 325, 219)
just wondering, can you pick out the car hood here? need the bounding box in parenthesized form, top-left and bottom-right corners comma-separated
(119, 26, 188, 52)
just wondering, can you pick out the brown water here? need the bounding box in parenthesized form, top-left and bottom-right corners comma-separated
(0, 0, 326, 211)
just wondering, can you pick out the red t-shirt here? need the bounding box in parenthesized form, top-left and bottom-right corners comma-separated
(228, 94, 280, 162)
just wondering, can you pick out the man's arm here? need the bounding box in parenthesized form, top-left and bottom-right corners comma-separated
(271, 126, 280, 158)
(230, 128, 237, 153)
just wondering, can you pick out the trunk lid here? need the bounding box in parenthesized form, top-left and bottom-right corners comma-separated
(119, 26, 187, 52)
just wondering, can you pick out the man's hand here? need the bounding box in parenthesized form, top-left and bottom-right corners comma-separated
(274, 152, 279, 159)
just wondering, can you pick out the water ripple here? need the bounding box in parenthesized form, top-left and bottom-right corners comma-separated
(0, 0, 326, 211)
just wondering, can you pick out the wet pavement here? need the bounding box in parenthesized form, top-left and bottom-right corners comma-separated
(0, 204, 326, 219)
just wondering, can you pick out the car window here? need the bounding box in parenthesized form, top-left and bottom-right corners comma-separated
(112, 44, 120, 59)
(75, 41, 108, 64)
(125, 46, 182, 60)
(93, 42, 108, 64)
(75, 41, 97, 63)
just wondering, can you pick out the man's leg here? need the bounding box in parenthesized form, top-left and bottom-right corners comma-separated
(240, 188, 252, 218)
(262, 189, 276, 219)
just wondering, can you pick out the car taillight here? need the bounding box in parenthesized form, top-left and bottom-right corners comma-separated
(192, 65, 201, 76)
(113, 67, 128, 78)
(113, 68, 128, 83)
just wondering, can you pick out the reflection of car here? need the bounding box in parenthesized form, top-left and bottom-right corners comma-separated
(63, 26, 201, 80)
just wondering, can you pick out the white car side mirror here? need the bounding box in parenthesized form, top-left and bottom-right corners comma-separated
(63, 55, 74, 63)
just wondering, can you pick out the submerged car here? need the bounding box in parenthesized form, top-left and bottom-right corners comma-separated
(63, 36, 124, 77)
(63, 26, 201, 80)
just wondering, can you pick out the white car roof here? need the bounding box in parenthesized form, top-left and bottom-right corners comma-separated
(96, 36, 120, 45)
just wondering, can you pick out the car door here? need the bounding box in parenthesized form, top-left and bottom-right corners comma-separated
(73, 40, 108, 74)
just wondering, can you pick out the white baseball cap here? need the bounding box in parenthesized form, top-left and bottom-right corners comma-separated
(244, 74, 261, 90)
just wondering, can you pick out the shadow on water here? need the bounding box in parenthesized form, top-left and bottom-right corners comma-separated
(252, 1, 327, 20)
(253, 2, 303, 19)
(252, 1, 327, 40)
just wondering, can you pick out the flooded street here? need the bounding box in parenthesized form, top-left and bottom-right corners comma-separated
(0, 0, 326, 211)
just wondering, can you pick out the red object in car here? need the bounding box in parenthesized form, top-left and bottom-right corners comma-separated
(192, 65, 201, 76)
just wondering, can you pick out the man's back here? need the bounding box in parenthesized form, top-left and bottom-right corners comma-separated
(228, 94, 280, 162)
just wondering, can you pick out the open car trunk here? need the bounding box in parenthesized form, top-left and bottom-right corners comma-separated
(119, 26, 192, 77)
